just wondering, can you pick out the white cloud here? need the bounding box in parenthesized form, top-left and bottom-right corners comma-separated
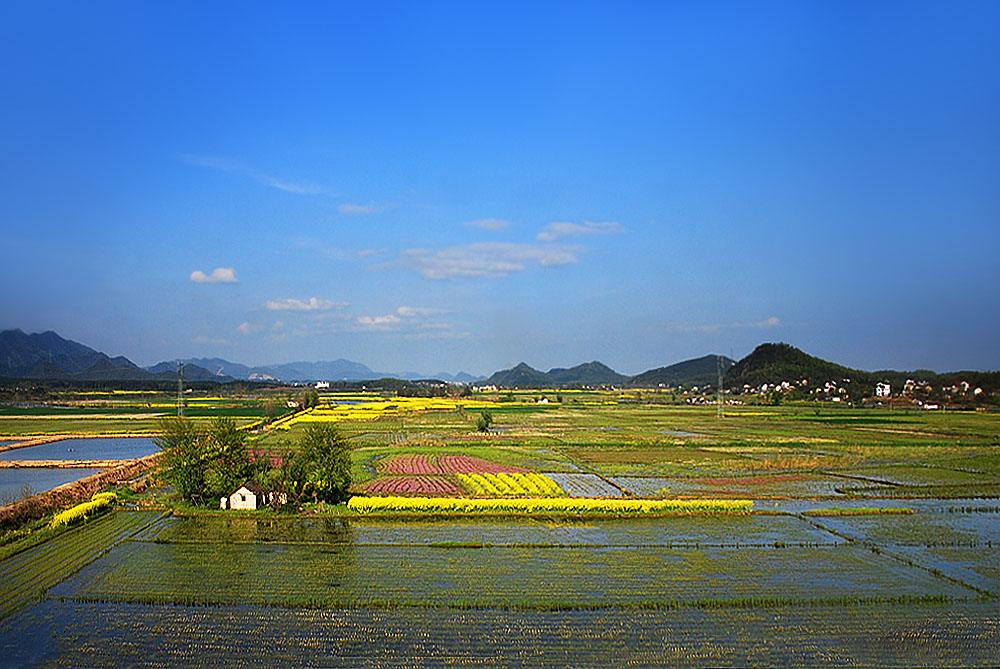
(338, 202, 394, 215)
(537, 221, 624, 242)
(752, 316, 782, 328)
(665, 316, 783, 334)
(190, 267, 238, 284)
(192, 335, 233, 346)
(180, 154, 337, 196)
(262, 178, 334, 196)
(462, 218, 511, 231)
(396, 306, 440, 317)
(405, 330, 471, 341)
(354, 306, 448, 332)
(356, 314, 403, 329)
(391, 242, 579, 280)
(265, 297, 346, 312)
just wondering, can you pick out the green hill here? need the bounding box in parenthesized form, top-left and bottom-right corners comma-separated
(484, 363, 552, 388)
(629, 354, 734, 388)
(485, 361, 628, 388)
(547, 361, 628, 386)
(724, 343, 860, 390)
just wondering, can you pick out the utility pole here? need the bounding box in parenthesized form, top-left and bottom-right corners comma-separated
(177, 360, 185, 416)
(717, 354, 725, 419)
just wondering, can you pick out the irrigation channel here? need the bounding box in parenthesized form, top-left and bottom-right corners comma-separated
(1, 500, 997, 666)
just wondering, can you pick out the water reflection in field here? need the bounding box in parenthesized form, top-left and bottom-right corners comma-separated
(0, 437, 156, 462)
(0, 467, 103, 503)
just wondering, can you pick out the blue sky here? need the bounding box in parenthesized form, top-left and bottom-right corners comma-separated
(1, 1, 998, 376)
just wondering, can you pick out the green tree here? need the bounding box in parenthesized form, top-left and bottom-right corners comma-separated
(153, 416, 208, 504)
(300, 389, 321, 409)
(262, 447, 309, 512)
(299, 424, 352, 503)
(476, 409, 494, 432)
(206, 417, 252, 497)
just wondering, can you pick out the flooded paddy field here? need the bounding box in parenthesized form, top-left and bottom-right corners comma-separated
(53, 541, 973, 607)
(4, 599, 998, 667)
(0, 437, 156, 506)
(2, 509, 997, 666)
(0, 437, 157, 462)
(149, 513, 839, 546)
(0, 467, 103, 501)
(2, 397, 999, 664)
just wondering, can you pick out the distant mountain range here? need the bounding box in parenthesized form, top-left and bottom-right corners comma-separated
(484, 361, 628, 388)
(178, 357, 484, 383)
(0, 330, 224, 382)
(4, 329, 994, 393)
(179, 357, 379, 382)
(0, 330, 483, 384)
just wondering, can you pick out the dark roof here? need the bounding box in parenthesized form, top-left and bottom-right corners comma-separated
(235, 480, 265, 497)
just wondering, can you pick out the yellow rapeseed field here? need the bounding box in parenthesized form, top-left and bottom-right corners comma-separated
(347, 496, 753, 515)
(274, 396, 534, 429)
(48, 492, 117, 529)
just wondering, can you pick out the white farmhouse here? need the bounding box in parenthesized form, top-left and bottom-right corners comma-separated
(875, 382, 891, 398)
(228, 481, 267, 510)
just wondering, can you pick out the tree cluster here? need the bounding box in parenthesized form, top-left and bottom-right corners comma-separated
(154, 418, 352, 509)
(262, 424, 352, 509)
(299, 389, 320, 409)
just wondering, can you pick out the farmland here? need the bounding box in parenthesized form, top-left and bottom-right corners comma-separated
(1, 504, 998, 665)
(0, 388, 998, 664)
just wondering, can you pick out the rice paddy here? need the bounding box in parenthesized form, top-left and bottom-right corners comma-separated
(0, 506, 996, 664)
(1, 389, 998, 664)
(4, 599, 998, 667)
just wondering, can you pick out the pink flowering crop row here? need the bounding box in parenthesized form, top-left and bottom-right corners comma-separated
(363, 476, 464, 496)
(248, 450, 284, 467)
(378, 454, 528, 475)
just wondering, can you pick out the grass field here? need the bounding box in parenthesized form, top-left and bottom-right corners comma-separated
(0, 389, 998, 664)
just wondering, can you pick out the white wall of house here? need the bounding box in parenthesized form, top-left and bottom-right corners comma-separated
(229, 486, 259, 510)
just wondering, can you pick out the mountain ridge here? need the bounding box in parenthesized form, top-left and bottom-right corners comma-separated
(4, 330, 996, 393)
(0, 329, 223, 382)
(628, 355, 735, 388)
